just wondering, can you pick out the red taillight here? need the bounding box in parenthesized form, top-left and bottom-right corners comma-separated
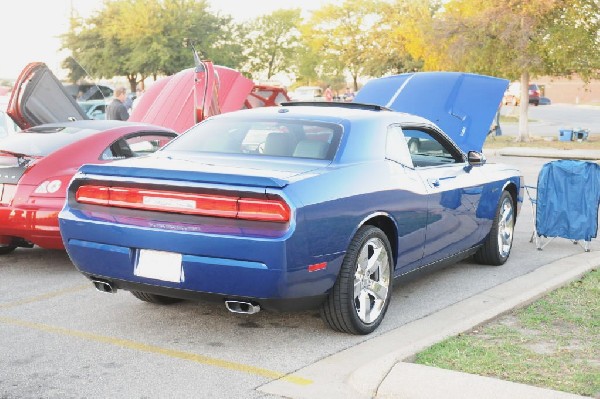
(75, 185, 291, 222)
(75, 185, 109, 205)
(238, 198, 290, 222)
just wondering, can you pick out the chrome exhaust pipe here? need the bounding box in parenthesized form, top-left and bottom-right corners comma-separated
(92, 280, 116, 294)
(224, 300, 261, 314)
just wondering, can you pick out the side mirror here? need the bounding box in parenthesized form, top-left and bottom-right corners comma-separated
(467, 151, 486, 166)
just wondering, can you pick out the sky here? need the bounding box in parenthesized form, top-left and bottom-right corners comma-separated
(0, 0, 332, 81)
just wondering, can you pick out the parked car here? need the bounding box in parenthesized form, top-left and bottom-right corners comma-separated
(58, 72, 522, 334)
(290, 86, 324, 101)
(64, 83, 114, 101)
(78, 99, 109, 120)
(129, 63, 290, 133)
(502, 82, 541, 106)
(0, 63, 180, 254)
(0, 122, 177, 253)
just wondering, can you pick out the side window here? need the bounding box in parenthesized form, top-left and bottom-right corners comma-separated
(386, 124, 413, 167)
(403, 128, 463, 167)
(100, 133, 176, 160)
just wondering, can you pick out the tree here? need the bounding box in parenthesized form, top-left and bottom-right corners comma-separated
(415, 0, 600, 141)
(61, 0, 244, 91)
(243, 9, 302, 81)
(361, 0, 438, 77)
(293, 41, 322, 86)
(302, 0, 384, 91)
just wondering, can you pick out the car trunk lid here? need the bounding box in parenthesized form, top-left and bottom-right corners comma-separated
(78, 154, 326, 189)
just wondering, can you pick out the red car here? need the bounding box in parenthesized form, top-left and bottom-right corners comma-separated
(0, 122, 176, 253)
(0, 64, 179, 254)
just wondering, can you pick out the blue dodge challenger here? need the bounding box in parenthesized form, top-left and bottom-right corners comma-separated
(58, 72, 522, 334)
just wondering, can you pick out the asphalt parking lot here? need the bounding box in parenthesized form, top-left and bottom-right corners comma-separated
(0, 154, 592, 398)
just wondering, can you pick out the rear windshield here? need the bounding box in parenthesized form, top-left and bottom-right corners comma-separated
(0, 127, 100, 156)
(164, 118, 342, 160)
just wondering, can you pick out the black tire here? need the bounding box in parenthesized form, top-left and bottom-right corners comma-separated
(474, 191, 515, 266)
(0, 246, 16, 255)
(320, 225, 393, 334)
(130, 291, 183, 304)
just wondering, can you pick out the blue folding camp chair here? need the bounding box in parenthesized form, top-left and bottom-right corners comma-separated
(525, 160, 600, 252)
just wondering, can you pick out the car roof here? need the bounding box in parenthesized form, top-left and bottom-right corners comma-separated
(207, 103, 435, 127)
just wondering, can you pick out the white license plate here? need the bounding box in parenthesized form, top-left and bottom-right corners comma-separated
(134, 249, 183, 283)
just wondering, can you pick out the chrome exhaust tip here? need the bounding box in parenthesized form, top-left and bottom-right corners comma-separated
(224, 300, 261, 314)
(92, 280, 116, 294)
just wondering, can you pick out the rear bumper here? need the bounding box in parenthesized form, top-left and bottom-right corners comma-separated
(0, 202, 63, 248)
(59, 208, 344, 307)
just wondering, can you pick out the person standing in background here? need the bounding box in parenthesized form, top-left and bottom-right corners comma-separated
(324, 84, 333, 102)
(342, 87, 355, 102)
(106, 87, 129, 121)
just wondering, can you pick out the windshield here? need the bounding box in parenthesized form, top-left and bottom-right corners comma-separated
(0, 126, 100, 156)
(164, 118, 342, 160)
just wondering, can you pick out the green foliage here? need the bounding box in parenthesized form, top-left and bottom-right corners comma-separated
(412, 0, 600, 141)
(243, 9, 302, 80)
(302, 0, 385, 90)
(61, 0, 245, 90)
(60, 0, 599, 99)
(538, 0, 600, 81)
(361, 0, 438, 77)
(293, 42, 322, 86)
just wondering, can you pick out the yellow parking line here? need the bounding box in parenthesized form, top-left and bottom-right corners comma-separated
(0, 316, 312, 386)
(0, 284, 90, 310)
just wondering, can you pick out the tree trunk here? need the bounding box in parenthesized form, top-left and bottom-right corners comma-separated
(517, 71, 530, 142)
(127, 74, 137, 93)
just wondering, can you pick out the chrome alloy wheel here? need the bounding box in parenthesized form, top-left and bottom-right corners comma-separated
(353, 237, 391, 324)
(497, 196, 515, 258)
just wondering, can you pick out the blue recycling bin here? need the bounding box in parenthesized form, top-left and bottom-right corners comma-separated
(559, 129, 589, 141)
(559, 129, 573, 141)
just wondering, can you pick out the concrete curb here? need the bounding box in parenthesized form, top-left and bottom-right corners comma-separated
(495, 147, 600, 160)
(376, 363, 589, 399)
(259, 252, 599, 399)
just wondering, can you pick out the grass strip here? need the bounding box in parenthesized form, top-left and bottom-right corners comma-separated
(415, 269, 600, 397)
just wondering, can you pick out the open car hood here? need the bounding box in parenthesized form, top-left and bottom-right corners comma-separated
(129, 63, 254, 133)
(7, 62, 88, 129)
(354, 72, 508, 153)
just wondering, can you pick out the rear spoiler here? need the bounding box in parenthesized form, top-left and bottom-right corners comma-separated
(77, 163, 289, 189)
